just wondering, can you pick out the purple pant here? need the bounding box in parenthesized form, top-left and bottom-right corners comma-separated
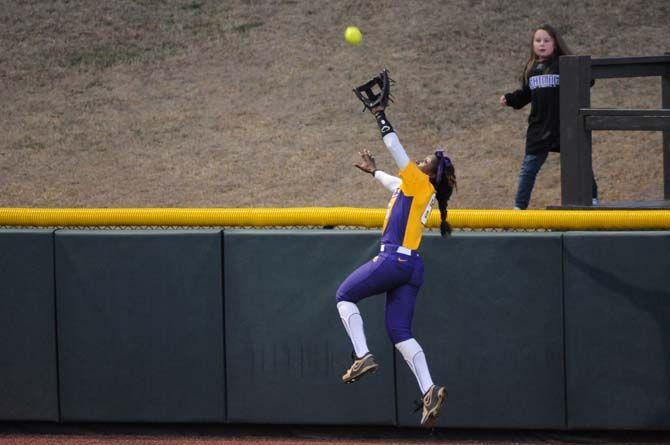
(336, 248, 424, 344)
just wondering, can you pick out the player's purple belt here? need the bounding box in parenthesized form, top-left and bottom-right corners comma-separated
(380, 244, 420, 257)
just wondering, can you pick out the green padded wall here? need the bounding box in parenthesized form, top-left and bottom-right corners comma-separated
(395, 232, 565, 428)
(224, 230, 396, 425)
(0, 230, 58, 421)
(55, 230, 225, 422)
(565, 232, 670, 429)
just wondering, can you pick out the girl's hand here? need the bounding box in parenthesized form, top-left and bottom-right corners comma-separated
(499, 95, 507, 106)
(354, 149, 377, 175)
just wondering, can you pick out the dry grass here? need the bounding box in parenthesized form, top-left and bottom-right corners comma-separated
(0, 0, 668, 209)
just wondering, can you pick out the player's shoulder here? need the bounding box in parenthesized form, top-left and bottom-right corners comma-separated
(400, 161, 420, 176)
(400, 162, 432, 189)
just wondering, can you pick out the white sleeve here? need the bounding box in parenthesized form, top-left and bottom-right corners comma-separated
(373, 170, 402, 192)
(382, 132, 410, 170)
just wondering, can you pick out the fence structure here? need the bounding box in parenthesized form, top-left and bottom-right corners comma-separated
(559, 54, 670, 208)
(3, 207, 670, 231)
(2, 228, 670, 429)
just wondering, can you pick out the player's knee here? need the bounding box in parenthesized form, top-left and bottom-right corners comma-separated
(386, 325, 412, 345)
(336, 284, 352, 303)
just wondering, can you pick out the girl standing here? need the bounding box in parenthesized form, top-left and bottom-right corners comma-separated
(335, 103, 456, 427)
(500, 23, 598, 209)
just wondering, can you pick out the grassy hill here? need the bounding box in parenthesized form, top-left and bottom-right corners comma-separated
(1, 0, 668, 209)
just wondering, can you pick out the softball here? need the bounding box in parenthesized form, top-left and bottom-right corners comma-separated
(344, 26, 362, 46)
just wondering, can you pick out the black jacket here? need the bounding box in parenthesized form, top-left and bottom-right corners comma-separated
(504, 57, 561, 155)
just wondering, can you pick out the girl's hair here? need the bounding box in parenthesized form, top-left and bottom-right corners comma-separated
(429, 151, 457, 237)
(521, 23, 572, 85)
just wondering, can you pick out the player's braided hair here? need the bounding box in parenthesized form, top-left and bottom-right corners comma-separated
(430, 150, 457, 237)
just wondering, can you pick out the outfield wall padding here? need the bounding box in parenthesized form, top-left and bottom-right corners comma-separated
(564, 232, 670, 430)
(395, 233, 566, 428)
(0, 230, 59, 421)
(223, 230, 396, 425)
(3, 229, 670, 429)
(55, 230, 225, 422)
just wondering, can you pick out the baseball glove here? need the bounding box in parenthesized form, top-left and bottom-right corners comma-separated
(353, 69, 394, 113)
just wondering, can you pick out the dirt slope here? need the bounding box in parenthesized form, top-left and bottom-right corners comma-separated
(1, 0, 668, 209)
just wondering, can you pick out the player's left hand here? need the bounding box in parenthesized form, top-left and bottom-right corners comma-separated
(354, 149, 377, 175)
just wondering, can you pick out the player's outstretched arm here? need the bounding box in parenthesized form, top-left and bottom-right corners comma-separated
(369, 105, 409, 170)
(352, 70, 408, 171)
(381, 131, 409, 171)
(354, 149, 401, 192)
(375, 168, 402, 192)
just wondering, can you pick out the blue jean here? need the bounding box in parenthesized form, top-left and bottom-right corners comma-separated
(336, 248, 424, 344)
(514, 152, 599, 209)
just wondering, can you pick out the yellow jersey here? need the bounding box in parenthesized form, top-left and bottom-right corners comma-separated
(381, 162, 435, 251)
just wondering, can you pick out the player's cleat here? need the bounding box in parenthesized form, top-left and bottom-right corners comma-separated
(420, 385, 447, 427)
(342, 352, 379, 383)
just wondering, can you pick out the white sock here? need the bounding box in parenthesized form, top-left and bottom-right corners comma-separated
(395, 338, 434, 395)
(336, 301, 370, 358)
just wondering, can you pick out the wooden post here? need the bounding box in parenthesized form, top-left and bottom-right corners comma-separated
(560, 55, 593, 206)
(663, 52, 670, 199)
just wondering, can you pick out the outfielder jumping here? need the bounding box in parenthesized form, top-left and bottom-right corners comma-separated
(336, 70, 456, 427)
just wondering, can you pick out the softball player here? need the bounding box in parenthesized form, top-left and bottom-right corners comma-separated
(336, 106, 456, 427)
